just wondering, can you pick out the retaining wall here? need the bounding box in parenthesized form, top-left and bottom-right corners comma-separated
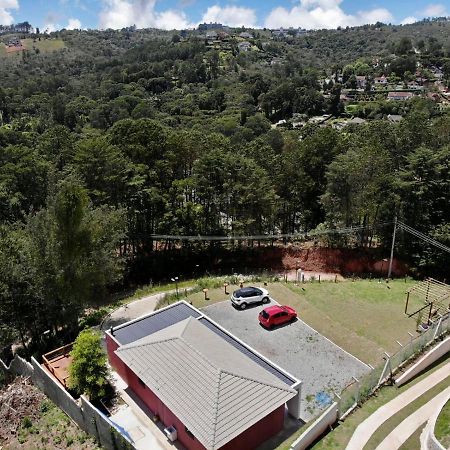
(396, 336, 450, 387)
(421, 387, 450, 450)
(290, 402, 338, 450)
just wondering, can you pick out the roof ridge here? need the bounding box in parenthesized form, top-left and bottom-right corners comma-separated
(210, 369, 224, 449)
(117, 336, 179, 351)
(219, 368, 296, 394)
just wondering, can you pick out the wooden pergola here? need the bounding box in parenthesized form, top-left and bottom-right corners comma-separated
(405, 278, 450, 323)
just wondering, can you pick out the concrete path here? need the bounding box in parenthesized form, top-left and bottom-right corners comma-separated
(346, 361, 450, 450)
(375, 386, 450, 450)
(101, 292, 168, 331)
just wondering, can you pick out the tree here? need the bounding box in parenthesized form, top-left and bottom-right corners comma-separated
(27, 176, 125, 335)
(395, 37, 413, 55)
(69, 330, 109, 401)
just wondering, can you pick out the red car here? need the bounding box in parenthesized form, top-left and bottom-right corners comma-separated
(259, 305, 297, 329)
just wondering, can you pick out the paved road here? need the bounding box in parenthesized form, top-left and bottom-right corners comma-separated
(101, 292, 168, 332)
(376, 385, 450, 450)
(346, 361, 450, 450)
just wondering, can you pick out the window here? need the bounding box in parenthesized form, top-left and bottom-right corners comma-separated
(185, 426, 195, 439)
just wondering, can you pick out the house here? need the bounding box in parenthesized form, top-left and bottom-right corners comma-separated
(238, 41, 252, 52)
(206, 31, 218, 41)
(387, 114, 403, 123)
(239, 31, 253, 39)
(272, 28, 287, 39)
(387, 91, 414, 101)
(106, 301, 301, 450)
(356, 76, 367, 89)
(374, 76, 388, 85)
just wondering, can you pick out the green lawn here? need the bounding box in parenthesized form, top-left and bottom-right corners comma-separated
(435, 400, 450, 448)
(22, 38, 65, 53)
(184, 279, 421, 365)
(0, 38, 65, 59)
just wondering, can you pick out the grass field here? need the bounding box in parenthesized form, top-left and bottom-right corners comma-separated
(184, 279, 421, 365)
(435, 400, 450, 448)
(0, 38, 65, 58)
(22, 38, 66, 53)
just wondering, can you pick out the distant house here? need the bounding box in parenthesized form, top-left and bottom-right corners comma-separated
(238, 41, 252, 52)
(374, 76, 388, 85)
(206, 31, 218, 40)
(198, 22, 224, 31)
(239, 31, 253, 39)
(106, 301, 301, 450)
(407, 81, 423, 90)
(387, 114, 403, 123)
(356, 76, 367, 89)
(387, 91, 414, 101)
(272, 28, 287, 39)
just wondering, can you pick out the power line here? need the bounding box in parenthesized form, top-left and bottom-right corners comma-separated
(397, 221, 450, 254)
(149, 222, 392, 242)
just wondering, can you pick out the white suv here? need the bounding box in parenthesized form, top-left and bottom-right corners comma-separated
(230, 287, 270, 309)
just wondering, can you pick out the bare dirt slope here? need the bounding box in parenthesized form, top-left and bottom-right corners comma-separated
(0, 376, 99, 450)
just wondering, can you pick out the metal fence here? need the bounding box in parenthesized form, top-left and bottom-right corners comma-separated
(337, 312, 450, 419)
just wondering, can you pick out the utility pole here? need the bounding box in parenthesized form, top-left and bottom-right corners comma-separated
(388, 216, 397, 279)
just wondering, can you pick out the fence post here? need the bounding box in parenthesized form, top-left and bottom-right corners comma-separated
(433, 317, 443, 340)
(378, 352, 391, 387)
(352, 376, 360, 405)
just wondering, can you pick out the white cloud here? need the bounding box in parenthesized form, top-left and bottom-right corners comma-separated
(66, 18, 81, 29)
(400, 16, 418, 25)
(0, 0, 19, 25)
(424, 3, 448, 16)
(264, 0, 392, 29)
(200, 5, 257, 27)
(99, 0, 194, 30)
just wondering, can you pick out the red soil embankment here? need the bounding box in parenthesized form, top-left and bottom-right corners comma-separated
(254, 246, 408, 276)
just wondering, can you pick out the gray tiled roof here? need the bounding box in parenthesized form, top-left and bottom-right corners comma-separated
(116, 317, 296, 450)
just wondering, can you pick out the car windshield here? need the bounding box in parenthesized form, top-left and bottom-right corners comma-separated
(261, 310, 270, 319)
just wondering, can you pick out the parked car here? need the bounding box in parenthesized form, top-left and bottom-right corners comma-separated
(230, 286, 270, 309)
(259, 305, 297, 329)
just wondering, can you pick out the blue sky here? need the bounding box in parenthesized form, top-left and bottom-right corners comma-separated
(1, 0, 449, 31)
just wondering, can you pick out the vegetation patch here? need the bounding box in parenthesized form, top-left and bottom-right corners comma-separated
(435, 400, 450, 449)
(0, 376, 98, 449)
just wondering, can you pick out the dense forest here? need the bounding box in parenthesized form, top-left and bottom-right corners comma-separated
(0, 20, 449, 351)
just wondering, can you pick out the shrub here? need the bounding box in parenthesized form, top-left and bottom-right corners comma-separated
(69, 330, 109, 401)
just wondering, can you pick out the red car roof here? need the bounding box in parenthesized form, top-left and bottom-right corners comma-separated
(263, 305, 296, 316)
(263, 305, 284, 315)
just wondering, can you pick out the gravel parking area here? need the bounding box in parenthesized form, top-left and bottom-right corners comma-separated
(201, 299, 370, 421)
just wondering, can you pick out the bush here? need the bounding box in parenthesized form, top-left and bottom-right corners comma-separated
(69, 330, 109, 401)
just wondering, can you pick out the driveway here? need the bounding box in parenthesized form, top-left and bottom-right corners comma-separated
(201, 299, 369, 421)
